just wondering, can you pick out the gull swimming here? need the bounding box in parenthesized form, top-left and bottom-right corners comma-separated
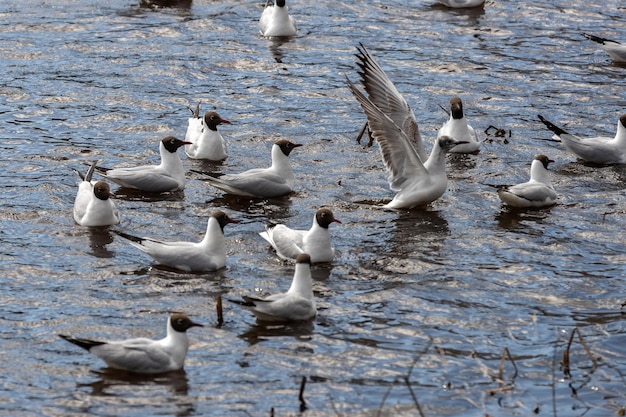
(231, 253, 315, 322)
(583, 33, 626, 63)
(538, 114, 626, 165)
(259, 208, 341, 263)
(199, 139, 302, 198)
(497, 155, 557, 208)
(93, 136, 192, 193)
(185, 103, 231, 161)
(437, 96, 480, 153)
(58, 313, 203, 374)
(345, 44, 468, 209)
(73, 161, 120, 227)
(259, 0, 297, 38)
(114, 211, 237, 272)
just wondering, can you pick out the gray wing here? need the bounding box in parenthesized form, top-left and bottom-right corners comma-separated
(92, 339, 174, 373)
(347, 75, 428, 192)
(206, 171, 291, 198)
(354, 44, 427, 161)
(103, 167, 179, 193)
(261, 225, 305, 260)
(507, 182, 556, 202)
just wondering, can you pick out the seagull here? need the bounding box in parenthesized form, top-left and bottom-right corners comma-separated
(58, 313, 203, 374)
(437, 0, 485, 8)
(345, 44, 468, 209)
(583, 33, 626, 63)
(93, 136, 192, 193)
(231, 253, 315, 322)
(198, 139, 302, 198)
(259, 208, 341, 263)
(185, 104, 231, 161)
(73, 161, 120, 227)
(114, 211, 237, 272)
(437, 96, 480, 153)
(497, 155, 557, 208)
(259, 0, 297, 38)
(538, 114, 626, 165)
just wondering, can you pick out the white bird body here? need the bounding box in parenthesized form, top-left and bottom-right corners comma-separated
(437, 0, 485, 8)
(73, 161, 120, 227)
(583, 33, 626, 63)
(346, 44, 468, 209)
(201, 140, 301, 198)
(259, 208, 340, 263)
(95, 136, 191, 193)
(259, 0, 297, 37)
(115, 211, 237, 272)
(185, 109, 231, 161)
(59, 313, 203, 374)
(437, 97, 480, 153)
(235, 254, 315, 322)
(497, 155, 557, 208)
(538, 114, 626, 165)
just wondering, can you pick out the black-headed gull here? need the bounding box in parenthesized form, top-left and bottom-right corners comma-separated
(346, 44, 468, 209)
(199, 139, 302, 198)
(185, 104, 231, 161)
(73, 161, 120, 227)
(232, 253, 315, 322)
(538, 114, 626, 165)
(438, 97, 480, 153)
(437, 0, 485, 7)
(94, 136, 192, 193)
(583, 33, 626, 63)
(114, 211, 237, 272)
(259, 0, 297, 38)
(497, 155, 557, 208)
(58, 313, 203, 374)
(259, 208, 341, 263)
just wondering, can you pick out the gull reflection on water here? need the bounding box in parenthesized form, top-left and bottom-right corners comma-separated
(238, 319, 315, 346)
(80, 368, 195, 416)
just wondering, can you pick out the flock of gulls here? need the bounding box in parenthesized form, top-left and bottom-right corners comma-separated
(60, 0, 626, 374)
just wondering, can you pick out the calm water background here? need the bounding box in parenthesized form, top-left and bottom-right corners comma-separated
(1, 0, 626, 416)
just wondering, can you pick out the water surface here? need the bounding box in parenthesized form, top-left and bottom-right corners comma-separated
(1, 0, 626, 416)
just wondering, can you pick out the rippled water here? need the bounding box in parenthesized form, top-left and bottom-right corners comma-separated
(2, 0, 626, 416)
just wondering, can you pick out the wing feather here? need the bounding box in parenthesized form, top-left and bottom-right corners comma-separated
(347, 76, 427, 191)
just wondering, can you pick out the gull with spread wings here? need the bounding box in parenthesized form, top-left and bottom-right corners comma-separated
(346, 44, 467, 209)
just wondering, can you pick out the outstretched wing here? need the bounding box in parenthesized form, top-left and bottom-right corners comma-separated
(354, 44, 427, 161)
(347, 75, 427, 192)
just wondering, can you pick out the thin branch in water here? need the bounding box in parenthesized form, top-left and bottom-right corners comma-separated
(216, 295, 224, 328)
(299, 376, 307, 412)
(563, 327, 599, 379)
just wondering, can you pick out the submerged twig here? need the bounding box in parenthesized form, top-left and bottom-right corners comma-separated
(497, 347, 519, 385)
(216, 295, 224, 328)
(376, 338, 432, 417)
(356, 121, 374, 147)
(299, 376, 307, 412)
(562, 327, 599, 379)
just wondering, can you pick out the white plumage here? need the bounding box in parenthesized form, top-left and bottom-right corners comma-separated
(346, 44, 468, 209)
(497, 155, 557, 208)
(538, 114, 626, 165)
(73, 161, 120, 227)
(200, 139, 302, 198)
(259, 208, 341, 263)
(94, 136, 191, 193)
(234, 254, 316, 322)
(115, 211, 237, 272)
(59, 313, 203, 374)
(259, 0, 297, 37)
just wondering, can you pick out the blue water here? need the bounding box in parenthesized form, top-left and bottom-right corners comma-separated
(1, 0, 626, 416)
